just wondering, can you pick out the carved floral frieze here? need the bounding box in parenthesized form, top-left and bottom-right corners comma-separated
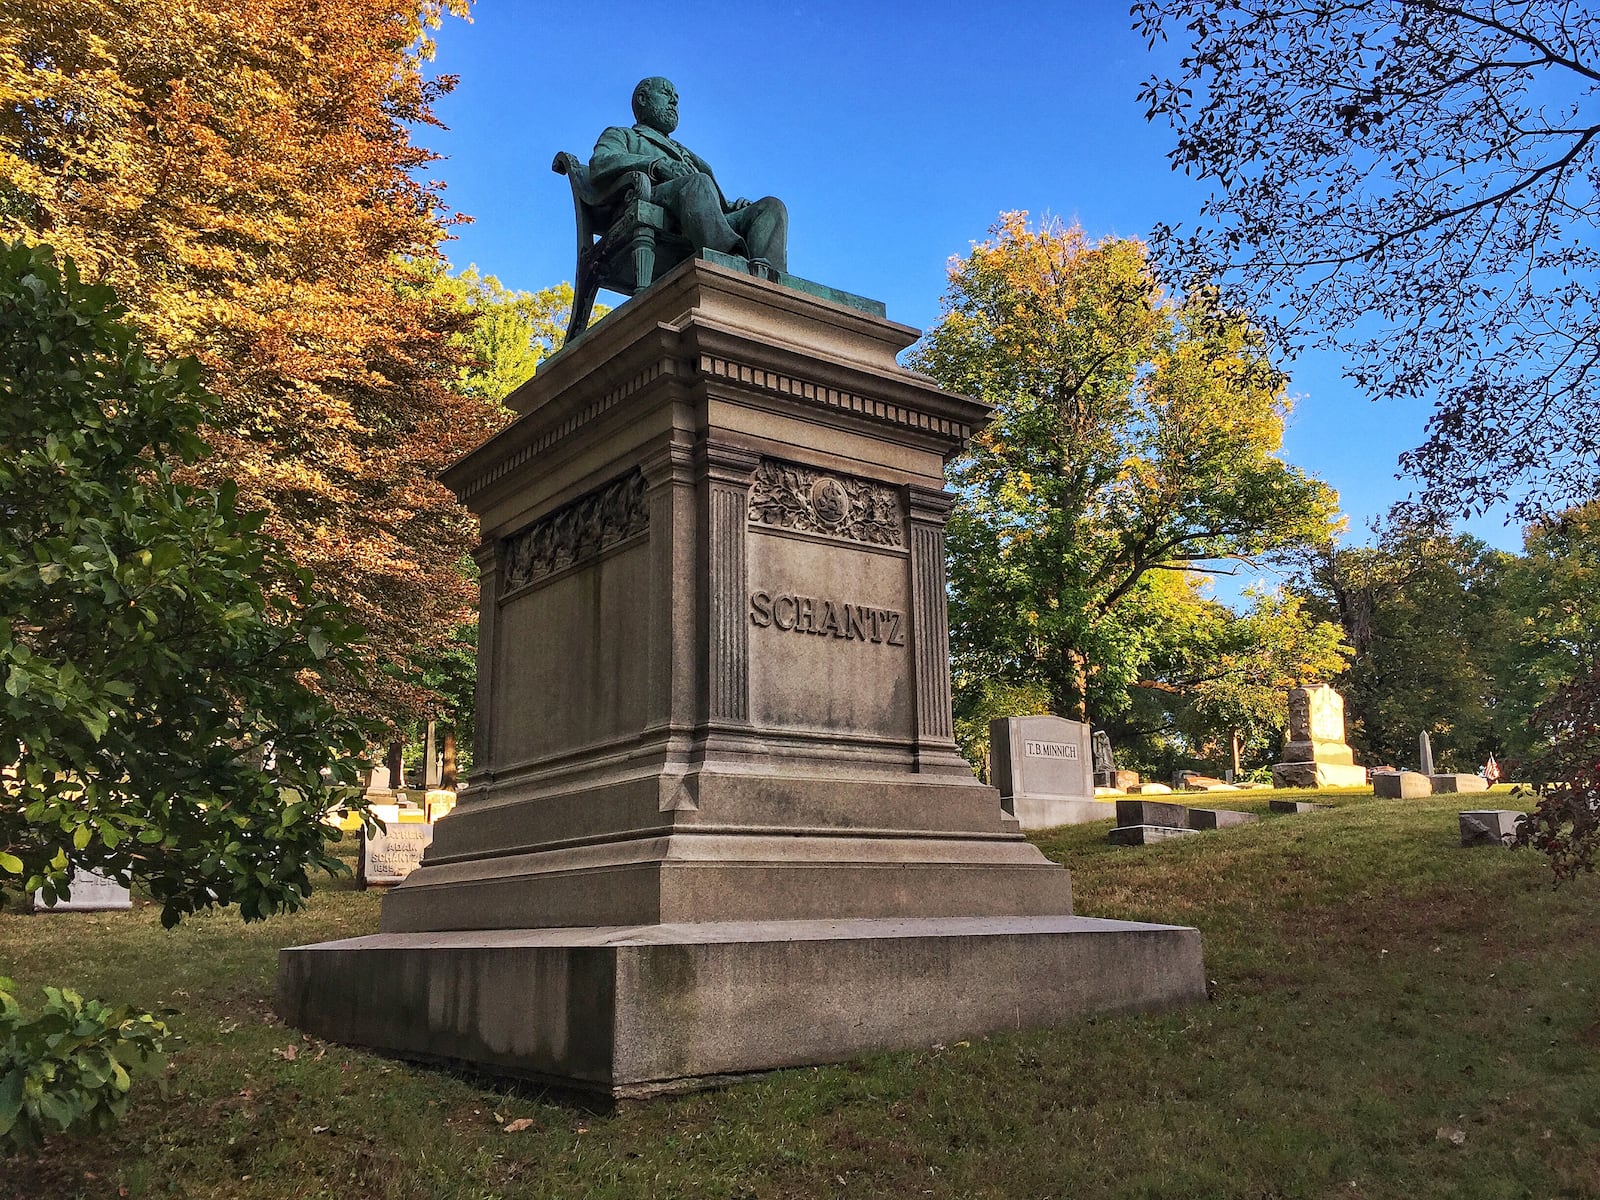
(502, 470, 648, 592)
(747, 460, 904, 547)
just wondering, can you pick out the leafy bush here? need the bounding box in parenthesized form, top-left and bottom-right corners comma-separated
(0, 240, 377, 925)
(1514, 668, 1600, 880)
(0, 977, 169, 1154)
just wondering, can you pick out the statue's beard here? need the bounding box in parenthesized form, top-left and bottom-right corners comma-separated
(643, 106, 678, 135)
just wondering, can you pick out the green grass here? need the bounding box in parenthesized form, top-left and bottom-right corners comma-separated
(4, 788, 1597, 1199)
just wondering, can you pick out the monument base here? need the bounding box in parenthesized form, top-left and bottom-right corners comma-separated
(1009, 795, 1119, 830)
(1271, 761, 1367, 789)
(278, 916, 1205, 1099)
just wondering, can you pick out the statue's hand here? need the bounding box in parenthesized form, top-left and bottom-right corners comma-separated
(652, 158, 694, 182)
(729, 197, 751, 210)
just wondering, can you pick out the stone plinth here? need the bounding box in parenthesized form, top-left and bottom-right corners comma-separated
(990, 715, 1111, 829)
(1459, 810, 1524, 846)
(1116, 799, 1189, 829)
(1269, 799, 1332, 814)
(1374, 771, 1432, 799)
(279, 916, 1205, 1099)
(1430, 773, 1489, 794)
(278, 258, 1203, 1092)
(1107, 825, 1200, 846)
(1186, 808, 1258, 830)
(1271, 683, 1368, 789)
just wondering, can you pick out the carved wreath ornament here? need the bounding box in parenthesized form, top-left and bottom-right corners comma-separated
(747, 461, 904, 547)
(502, 469, 648, 592)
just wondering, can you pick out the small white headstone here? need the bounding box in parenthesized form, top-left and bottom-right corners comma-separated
(34, 867, 133, 912)
(359, 823, 435, 887)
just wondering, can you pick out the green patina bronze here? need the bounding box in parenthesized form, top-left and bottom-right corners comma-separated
(552, 77, 882, 344)
(592, 77, 789, 276)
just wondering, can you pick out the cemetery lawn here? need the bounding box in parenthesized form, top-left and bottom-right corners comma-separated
(4, 788, 1597, 1200)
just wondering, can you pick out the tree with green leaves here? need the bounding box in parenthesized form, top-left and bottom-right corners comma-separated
(1, 241, 379, 1148)
(1129, 581, 1351, 777)
(915, 214, 1341, 735)
(1494, 503, 1600, 751)
(439, 267, 584, 406)
(0, 241, 376, 920)
(1290, 514, 1512, 770)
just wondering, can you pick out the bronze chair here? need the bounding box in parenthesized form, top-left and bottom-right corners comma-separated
(553, 152, 694, 343)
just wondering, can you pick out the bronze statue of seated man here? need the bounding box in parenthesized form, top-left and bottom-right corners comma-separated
(589, 76, 788, 276)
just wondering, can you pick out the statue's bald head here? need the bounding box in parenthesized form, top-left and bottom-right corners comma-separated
(632, 76, 679, 135)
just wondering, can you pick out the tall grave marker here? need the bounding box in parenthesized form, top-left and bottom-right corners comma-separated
(1271, 683, 1367, 788)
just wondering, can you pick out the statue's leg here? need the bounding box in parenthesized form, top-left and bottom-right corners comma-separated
(655, 173, 746, 258)
(728, 197, 788, 274)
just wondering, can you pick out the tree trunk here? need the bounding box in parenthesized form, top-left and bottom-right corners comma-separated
(441, 730, 458, 790)
(1059, 648, 1089, 722)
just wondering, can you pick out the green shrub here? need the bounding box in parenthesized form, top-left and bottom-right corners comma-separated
(0, 976, 169, 1154)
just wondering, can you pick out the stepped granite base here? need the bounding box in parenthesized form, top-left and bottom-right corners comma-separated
(279, 916, 1206, 1099)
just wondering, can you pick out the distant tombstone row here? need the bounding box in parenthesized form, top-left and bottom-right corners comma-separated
(1373, 769, 1488, 799)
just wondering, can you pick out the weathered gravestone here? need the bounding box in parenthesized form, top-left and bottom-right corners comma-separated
(1186, 808, 1259, 830)
(990, 715, 1111, 828)
(1115, 798, 1189, 828)
(359, 823, 436, 888)
(1459, 810, 1525, 847)
(1090, 730, 1140, 791)
(277, 88, 1207, 1097)
(1419, 731, 1435, 778)
(34, 867, 132, 912)
(1271, 683, 1368, 788)
(1108, 824, 1199, 845)
(1374, 770, 1432, 799)
(1430, 773, 1489, 794)
(1108, 799, 1258, 844)
(1269, 799, 1333, 814)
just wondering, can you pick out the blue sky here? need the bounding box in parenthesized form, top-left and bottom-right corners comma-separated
(424, 1, 1522, 575)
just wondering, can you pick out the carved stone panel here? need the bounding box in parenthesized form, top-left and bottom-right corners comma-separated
(747, 460, 904, 548)
(502, 470, 648, 593)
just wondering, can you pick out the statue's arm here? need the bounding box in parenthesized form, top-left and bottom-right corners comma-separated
(684, 148, 735, 211)
(589, 127, 660, 194)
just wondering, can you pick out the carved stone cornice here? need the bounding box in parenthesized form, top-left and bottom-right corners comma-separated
(906, 484, 956, 523)
(699, 353, 976, 444)
(698, 442, 762, 486)
(448, 360, 669, 506)
(748, 460, 905, 548)
(501, 470, 648, 594)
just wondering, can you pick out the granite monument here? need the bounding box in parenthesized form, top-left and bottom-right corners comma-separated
(278, 107, 1205, 1097)
(1271, 683, 1368, 788)
(989, 714, 1112, 828)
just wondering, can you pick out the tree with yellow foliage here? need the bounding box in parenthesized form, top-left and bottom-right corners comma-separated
(0, 0, 501, 723)
(915, 215, 1341, 736)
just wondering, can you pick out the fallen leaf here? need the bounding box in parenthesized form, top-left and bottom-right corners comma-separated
(503, 1118, 536, 1133)
(1435, 1127, 1467, 1146)
(274, 1045, 298, 1061)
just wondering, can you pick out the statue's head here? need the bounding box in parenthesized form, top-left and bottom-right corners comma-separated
(632, 77, 679, 135)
